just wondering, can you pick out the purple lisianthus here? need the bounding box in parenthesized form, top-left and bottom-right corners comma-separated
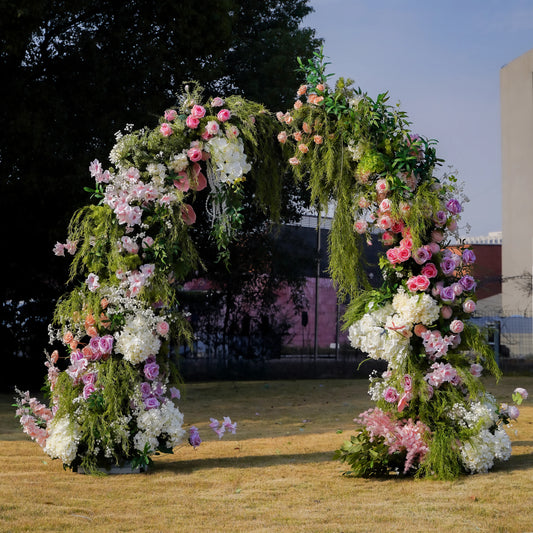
(222, 416, 237, 434)
(98, 334, 114, 354)
(144, 395, 160, 410)
(189, 426, 202, 448)
(170, 387, 181, 400)
(459, 275, 477, 292)
(462, 249, 476, 265)
(440, 257, 457, 276)
(445, 198, 462, 215)
(144, 361, 160, 381)
(440, 285, 456, 303)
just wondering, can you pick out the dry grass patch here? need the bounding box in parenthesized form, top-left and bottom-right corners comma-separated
(1, 377, 533, 532)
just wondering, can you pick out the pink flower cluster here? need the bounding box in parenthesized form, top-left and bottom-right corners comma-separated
(15, 390, 53, 449)
(424, 362, 460, 388)
(209, 416, 237, 439)
(421, 330, 454, 360)
(356, 407, 430, 473)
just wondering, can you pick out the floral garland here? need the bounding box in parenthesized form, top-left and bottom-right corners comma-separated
(13, 84, 278, 472)
(280, 49, 528, 478)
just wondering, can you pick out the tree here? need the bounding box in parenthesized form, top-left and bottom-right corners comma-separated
(0, 0, 321, 388)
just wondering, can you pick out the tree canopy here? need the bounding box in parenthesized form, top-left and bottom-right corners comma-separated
(0, 0, 321, 388)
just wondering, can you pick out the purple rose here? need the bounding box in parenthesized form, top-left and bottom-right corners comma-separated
(98, 334, 114, 354)
(440, 286, 456, 303)
(89, 336, 101, 353)
(433, 210, 447, 226)
(140, 382, 152, 398)
(459, 275, 477, 292)
(153, 382, 164, 398)
(82, 372, 97, 385)
(412, 246, 432, 265)
(440, 257, 456, 276)
(144, 362, 160, 381)
(462, 249, 476, 265)
(446, 198, 462, 215)
(144, 395, 160, 410)
(189, 426, 202, 448)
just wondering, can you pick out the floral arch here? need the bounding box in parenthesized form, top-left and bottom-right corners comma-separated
(16, 56, 526, 478)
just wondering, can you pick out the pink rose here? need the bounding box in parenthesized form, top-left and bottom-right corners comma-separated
(450, 319, 464, 334)
(289, 157, 300, 166)
(186, 115, 200, 129)
(294, 131, 303, 141)
(431, 230, 444, 243)
(386, 248, 400, 264)
(313, 135, 323, 144)
(205, 120, 219, 136)
(157, 321, 170, 336)
(211, 97, 225, 107)
(160, 123, 173, 137)
(463, 299, 476, 313)
(440, 306, 453, 319)
(382, 232, 394, 246)
(293, 99, 303, 110)
(298, 143, 309, 154)
(164, 109, 177, 121)
(407, 275, 430, 292)
(358, 197, 371, 209)
(82, 383, 96, 400)
(379, 198, 392, 212)
(191, 105, 206, 118)
(452, 283, 463, 296)
(187, 147, 203, 162)
(377, 215, 392, 230)
(277, 131, 288, 144)
(217, 109, 231, 122)
(447, 219, 458, 231)
(99, 334, 114, 354)
(403, 374, 413, 392)
(354, 219, 368, 234)
(397, 246, 411, 262)
(399, 236, 413, 250)
(427, 242, 440, 254)
(414, 324, 427, 337)
(375, 178, 389, 194)
(421, 263, 438, 278)
(142, 236, 154, 249)
(383, 387, 399, 403)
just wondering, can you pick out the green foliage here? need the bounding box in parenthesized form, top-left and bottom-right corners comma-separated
(334, 429, 405, 477)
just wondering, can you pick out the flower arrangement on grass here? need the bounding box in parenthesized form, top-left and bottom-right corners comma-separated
(280, 49, 527, 478)
(14, 84, 281, 473)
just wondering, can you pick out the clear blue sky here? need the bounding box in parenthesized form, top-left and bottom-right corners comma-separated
(305, 0, 533, 237)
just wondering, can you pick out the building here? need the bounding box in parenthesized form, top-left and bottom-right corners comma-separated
(501, 48, 533, 316)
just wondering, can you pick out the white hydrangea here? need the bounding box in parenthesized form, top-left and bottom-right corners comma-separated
(206, 136, 251, 184)
(115, 310, 162, 364)
(392, 288, 440, 327)
(134, 401, 186, 453)
(448, 394, 500, 430)
(460, 427, 511, 473)
(44, 415, 81, 465)
(348, 303, 411, 368)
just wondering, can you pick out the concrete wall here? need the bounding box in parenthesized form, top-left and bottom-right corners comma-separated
(501, 48, 533, 315)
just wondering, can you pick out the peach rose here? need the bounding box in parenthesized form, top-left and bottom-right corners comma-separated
(313, 135, 323, 144)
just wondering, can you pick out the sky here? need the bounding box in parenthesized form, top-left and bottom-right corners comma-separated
(304, 0, 533, 237)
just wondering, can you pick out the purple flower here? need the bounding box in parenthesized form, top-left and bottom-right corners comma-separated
(508, 405, 520, 419)
(98, 334, 114, 354)
(459, 275, 477, 292)
(412, 246, 432, 265)
(144, 362, 160, 381)
(445, 198, 462, 215)
(170, 387, 181, 400)
(152, 382, 164, 398)
(144, 395, 160, 410)
(440, 257, 456, 276)
(440, 286, 456, 303)
(462, 249, 476, 265)
(433, 210, 447, 227)
(189, 426, 202, 448)
(82, 372, 97, 385)
(222, 416, 237, 434)
(70, 350, 84, 363)
(140, 382, 152, 398)
(89, 336, 101, 354)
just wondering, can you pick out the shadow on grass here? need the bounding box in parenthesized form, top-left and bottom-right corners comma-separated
(152, 450, 334, 473)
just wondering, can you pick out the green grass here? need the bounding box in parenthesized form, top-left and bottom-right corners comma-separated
(1, 377, 533, 532)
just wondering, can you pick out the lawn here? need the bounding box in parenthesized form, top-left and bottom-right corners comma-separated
(1, 377, 533, 532)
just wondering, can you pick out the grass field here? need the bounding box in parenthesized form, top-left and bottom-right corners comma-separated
(1, 377, 533, 532)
